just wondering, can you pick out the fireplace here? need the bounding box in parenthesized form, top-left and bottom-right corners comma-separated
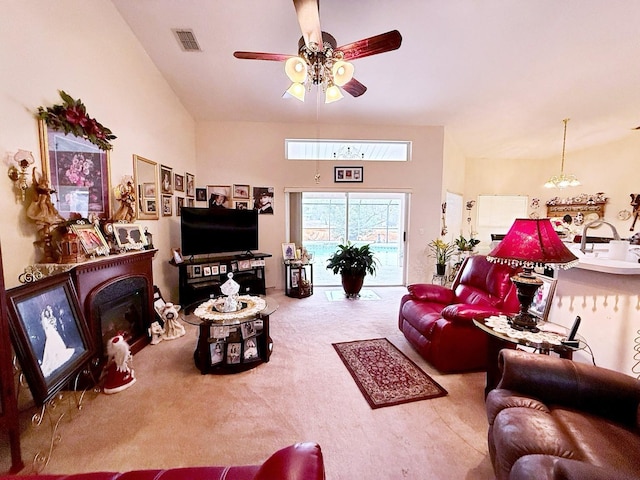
(67, 250, 156, 359)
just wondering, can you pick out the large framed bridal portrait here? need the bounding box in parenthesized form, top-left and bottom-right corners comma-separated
(5, 274, 94, 405)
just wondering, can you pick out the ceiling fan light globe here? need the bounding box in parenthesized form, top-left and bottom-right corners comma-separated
(286, 82, 306, 102)
(325, 85, 343, 103)
(332, 60, 354, 86)
(285, 57, 308, 83)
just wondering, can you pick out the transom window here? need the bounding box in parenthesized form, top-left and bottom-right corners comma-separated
(285, 139, 411, 161)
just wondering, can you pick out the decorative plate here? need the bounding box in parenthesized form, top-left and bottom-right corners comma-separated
(618, 210, 632, 221)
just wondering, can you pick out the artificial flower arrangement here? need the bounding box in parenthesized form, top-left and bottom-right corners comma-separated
(427, 239, 456, 265)
(37, 90, 116, 151)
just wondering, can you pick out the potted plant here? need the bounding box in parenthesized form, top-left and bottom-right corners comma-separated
(428, 239, 455, 276)
(326, 242, 378, 297)
(454, 234, 480, 252)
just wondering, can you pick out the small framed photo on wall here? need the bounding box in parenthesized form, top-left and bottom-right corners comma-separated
(176, 196, 184, 216)
(195, 188, 207, 202)
(233, 184, 250, 199)
(174, 173, 184, 192)
(160, 165, 173, 194)
(185, 172, 195, 197)
(162, 195, 172, 216)
(334, 166, 363, 183)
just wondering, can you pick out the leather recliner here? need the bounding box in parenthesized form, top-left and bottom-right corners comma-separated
(0, 442, 325, 480)
(487, 350, 640, 480)
(398, 255, 520, 373)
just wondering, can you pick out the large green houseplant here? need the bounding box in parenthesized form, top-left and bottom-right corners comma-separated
(326, 242, 378, 298)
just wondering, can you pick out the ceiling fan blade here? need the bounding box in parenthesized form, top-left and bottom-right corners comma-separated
(342, 78, 367, 98)
(293, 0, 322, 48)
(338, 30, 402, 61)
(233, 51, 292, 62)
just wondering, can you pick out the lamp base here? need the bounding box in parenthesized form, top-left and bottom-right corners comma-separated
(508, 312, 540, 332)
(509, 272, 544, 332)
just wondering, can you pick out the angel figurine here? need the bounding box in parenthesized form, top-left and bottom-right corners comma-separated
(160, 303, 185, 340)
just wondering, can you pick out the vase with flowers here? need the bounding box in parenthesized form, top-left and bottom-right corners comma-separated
(428, 239, 455, 276)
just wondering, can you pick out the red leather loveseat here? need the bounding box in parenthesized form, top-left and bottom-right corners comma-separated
(0, 443, 325, 480)
(398, 255, 520, 373)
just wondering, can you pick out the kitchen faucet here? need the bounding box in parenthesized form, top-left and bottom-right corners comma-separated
(580, 219, 620, 254)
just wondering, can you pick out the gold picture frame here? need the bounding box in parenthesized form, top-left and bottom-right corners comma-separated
(38, 119, 112, 220)
(70, 223, 109, 256)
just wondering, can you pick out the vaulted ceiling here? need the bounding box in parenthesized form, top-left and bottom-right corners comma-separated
(112, 0, 640, 160)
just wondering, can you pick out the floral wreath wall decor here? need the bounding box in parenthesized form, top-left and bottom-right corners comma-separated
(37, 90, 116, 151)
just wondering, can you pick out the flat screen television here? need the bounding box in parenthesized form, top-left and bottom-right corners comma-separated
(180, 207, 259, 256)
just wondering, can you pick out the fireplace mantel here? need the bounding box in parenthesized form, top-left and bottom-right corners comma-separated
(37, 249, 157, 358)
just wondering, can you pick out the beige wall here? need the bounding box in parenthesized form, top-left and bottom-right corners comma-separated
(1, 1, 196, 299)
(466, 133, 640, 245)
(196, 121, 445, 289)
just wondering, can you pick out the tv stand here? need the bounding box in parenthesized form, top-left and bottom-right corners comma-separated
(173, 252, 272, 306)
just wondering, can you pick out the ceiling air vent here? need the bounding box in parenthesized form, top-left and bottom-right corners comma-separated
(172, 28, 201, 52)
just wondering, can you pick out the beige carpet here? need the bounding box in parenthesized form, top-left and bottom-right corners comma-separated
(0, 287, 495, 479)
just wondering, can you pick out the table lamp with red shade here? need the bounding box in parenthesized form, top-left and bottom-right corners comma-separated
(487, 218, 578, 331)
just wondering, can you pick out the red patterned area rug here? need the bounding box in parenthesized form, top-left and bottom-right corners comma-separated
(332, 338, 448, 409)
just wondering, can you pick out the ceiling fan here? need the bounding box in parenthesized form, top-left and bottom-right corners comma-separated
(233, 0, 402, 103)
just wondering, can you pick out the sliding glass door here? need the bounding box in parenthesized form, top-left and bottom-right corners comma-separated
(300, 192, 405, 286)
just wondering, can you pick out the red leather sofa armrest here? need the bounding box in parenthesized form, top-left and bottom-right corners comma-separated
(440, 304, 505, 323)
(496, 349, 640, 428)
(407, 284, 455, 303)
(254, 442, 325, 480)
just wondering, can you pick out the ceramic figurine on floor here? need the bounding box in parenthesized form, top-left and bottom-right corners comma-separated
(148, 321, 164, 345)
(103, 334, 136, 394)
(160, 303, 185, 340)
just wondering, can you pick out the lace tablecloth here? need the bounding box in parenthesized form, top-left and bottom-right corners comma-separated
(193, 295, 266, 322)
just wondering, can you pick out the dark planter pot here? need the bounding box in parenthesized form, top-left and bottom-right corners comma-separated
(436, 264, 447, 276)
(341, 273, 365, 298)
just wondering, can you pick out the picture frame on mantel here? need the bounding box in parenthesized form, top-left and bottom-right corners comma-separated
(38, 119, 111, 220)
(5, 274, 95, 405)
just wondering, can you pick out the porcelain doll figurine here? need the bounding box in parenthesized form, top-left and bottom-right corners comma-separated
(160, 303, 185, 340)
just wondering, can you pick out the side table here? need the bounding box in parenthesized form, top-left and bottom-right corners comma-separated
(474, 316, 585, 397)
(284, 261, 313, 298)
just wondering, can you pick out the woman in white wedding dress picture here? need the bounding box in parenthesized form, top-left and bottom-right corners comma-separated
(39, 305, 76, 377)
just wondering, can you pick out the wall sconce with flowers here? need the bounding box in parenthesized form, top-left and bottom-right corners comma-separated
(8, 149, 35, 202)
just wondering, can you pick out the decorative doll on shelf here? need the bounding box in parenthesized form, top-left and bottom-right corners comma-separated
(26, 168, 66, 263)
(112, 176, 136, 222)
(103, 334, 136, 394)
(160, 303, 185, 340)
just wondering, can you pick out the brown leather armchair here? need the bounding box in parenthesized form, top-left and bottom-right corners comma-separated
(486, 349, 640, 480)
(398, 255, 520, 372)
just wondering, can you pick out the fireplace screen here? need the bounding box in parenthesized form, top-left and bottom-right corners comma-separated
(92, 277, 147, 354)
